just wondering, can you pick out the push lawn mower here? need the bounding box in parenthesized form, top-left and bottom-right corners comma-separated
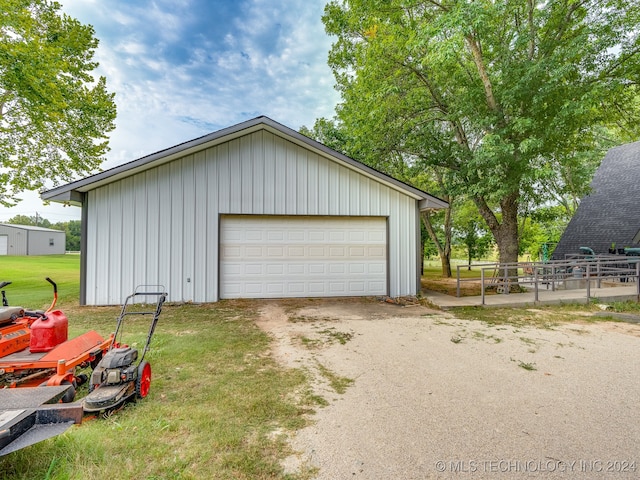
(82, 286, 167, 413)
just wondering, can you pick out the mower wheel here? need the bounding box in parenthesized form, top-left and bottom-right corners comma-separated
(38, 379, 76, 403)
(136, 361, 152, 399)
(60, 380, 76, 403)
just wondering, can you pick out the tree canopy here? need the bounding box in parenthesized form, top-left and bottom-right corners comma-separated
(0, 0, 116, 206)
(322, 0, 640, 265)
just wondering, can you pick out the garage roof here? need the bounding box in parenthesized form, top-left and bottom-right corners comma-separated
(0, 223, 64, 233)
(41, 116, 448, 211)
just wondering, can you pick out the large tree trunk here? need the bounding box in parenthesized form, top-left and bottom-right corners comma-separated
(474, 191, 520, 268)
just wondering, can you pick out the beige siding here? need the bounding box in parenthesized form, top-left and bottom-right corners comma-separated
(85, 130, 420, 305)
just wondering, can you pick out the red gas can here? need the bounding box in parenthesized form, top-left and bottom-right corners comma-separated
(29, 310, 69, 353)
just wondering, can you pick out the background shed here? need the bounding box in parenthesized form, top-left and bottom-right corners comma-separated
(0, 224, 66, 256)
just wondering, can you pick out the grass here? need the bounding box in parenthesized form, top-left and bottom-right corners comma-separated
(0, 255, 80, 308)
(315, 362, 353, 394)
(2, 302, 318, 479)
(0, 256, 317, 480)
(518, 361, 537, 371)
(421, 265, 482, 296)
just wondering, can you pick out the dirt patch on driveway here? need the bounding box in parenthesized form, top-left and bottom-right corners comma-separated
(256, 298, 640, 479)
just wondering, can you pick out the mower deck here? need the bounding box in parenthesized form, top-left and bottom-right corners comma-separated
(82, 383, 135, 413)
(0, 330, 112, 388)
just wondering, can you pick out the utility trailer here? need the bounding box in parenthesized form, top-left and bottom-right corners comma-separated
(0, 385, 83, 456)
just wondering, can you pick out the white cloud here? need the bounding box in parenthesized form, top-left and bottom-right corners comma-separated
(0, 0, 341, 221)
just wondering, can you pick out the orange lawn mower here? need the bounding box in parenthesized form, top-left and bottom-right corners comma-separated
(0, 278, 112, 403)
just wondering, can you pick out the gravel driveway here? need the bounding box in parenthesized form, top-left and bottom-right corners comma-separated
(256, 298, 640, 479)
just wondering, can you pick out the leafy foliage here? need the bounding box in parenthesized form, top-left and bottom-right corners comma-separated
(452, 201, 494, 268)
(0, 0, 116, 206)
(322, 0, 640, 264)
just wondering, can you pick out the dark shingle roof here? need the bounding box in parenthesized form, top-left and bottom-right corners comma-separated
(553, 141, 640, 259)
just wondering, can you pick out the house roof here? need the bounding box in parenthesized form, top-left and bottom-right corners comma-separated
(0, 224, 64, 233)
(41, 116, 448, 211)
(553, 141, 640, 259)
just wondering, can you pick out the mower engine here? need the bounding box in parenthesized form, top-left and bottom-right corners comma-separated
(89, 347, 138, 387)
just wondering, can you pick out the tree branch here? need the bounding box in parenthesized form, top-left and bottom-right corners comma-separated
(465, 33, 500, 116)
(527, 0, 536, 60)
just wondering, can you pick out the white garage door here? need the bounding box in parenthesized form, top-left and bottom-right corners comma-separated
(220, 215, 387, 299)
(0, 235, 7, 255)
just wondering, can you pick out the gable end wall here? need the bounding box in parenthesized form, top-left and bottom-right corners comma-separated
(84, 130, 420, 305)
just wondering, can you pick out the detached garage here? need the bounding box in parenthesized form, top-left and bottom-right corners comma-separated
(42, 116, 447, 305)
(0, 224, 65, 256)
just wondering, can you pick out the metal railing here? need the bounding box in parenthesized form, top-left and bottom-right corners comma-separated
(456, 255, 640, 305)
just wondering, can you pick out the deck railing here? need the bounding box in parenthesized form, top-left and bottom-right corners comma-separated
(455, 255, 640, 305)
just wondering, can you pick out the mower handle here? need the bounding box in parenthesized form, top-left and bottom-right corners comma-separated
(45, 277, 57, 294)
(45, 277, 58, 312)
(0, 281, 10, 307)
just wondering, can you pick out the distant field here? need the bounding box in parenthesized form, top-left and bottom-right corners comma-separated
(0, 255, 80, 309)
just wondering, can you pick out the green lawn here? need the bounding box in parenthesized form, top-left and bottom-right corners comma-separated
(2, 303, 316, 480)
(0, 256, 317, 479)
(0, 255, 80, 308)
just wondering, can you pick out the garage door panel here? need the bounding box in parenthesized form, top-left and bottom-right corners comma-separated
(288, 230, 305, 241)
(267, 231, 284, 241)
(266, 283, 285, 294)
(309, 264, 325, 274)
(244, 264, 264, 275)
(349, 264, 366, 274)
(308, 231, 326, 242)
(266, 264, 284, 275)
(220, 215, 387, 299)
(246, 230, 264, 241)
(348, 282, 366, 292)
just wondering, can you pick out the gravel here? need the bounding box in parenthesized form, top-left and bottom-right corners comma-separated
(257, 299, 640, 479)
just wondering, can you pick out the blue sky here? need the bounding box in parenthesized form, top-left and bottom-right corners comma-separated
(0, 0, 339, 222)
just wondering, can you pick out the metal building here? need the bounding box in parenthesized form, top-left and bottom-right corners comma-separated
(42, 117, 448, 305)
(0, 224, 66, 256)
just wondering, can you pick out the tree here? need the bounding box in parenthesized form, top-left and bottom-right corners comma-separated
(0, 0, 116, 206)
(453, 201, 493, 270)
(7, 213, 51, 228)
(54, 219, 80, 251)
(519, 205, 570, 260)
(322, 0, 640, 266)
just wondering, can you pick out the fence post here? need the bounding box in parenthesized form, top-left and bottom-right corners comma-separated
(456, 265, 461, 298)
(481, 268, 485, 305)
(596, 257, 601, 288)
(534, 264, 539, 303)
(504, 264, 509, 295)
(551, 265, 556, 292)
(637, 261, 639, 301)
(586, 263, 591, 304)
